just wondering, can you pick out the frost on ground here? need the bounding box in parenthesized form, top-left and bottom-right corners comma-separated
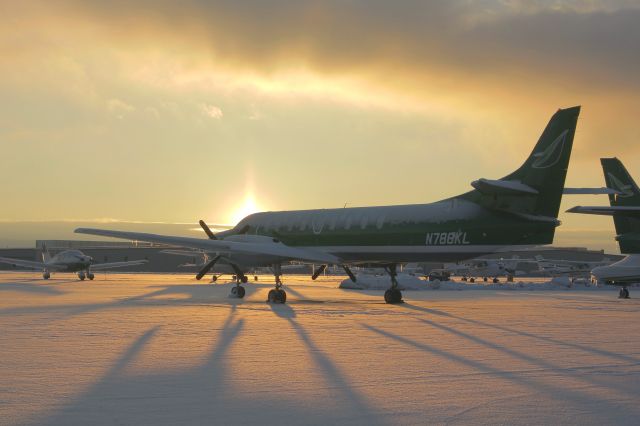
(0, 272, 639, 425)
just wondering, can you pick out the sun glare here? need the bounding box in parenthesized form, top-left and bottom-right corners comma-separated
(229, 195, 261, 225)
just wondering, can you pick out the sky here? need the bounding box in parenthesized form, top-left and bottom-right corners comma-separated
(1, 1, 639, 251)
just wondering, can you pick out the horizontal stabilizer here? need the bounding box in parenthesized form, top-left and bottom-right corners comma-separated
(566, 206, 640, 217)
(471, 178, 539, 195)
(563, 187, 620, 195)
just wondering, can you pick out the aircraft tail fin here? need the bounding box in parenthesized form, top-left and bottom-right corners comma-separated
(601, 158, 640, 252)
(463, 106, 580, 230)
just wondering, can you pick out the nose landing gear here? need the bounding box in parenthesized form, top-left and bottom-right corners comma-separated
(384, 264, 403, 304)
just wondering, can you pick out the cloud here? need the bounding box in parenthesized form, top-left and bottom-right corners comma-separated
(201, 103, 223, 119)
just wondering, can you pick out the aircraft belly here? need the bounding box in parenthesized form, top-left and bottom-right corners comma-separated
(317, 245, 518, 264)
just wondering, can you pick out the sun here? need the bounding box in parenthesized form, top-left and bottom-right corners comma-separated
(229, 194, 261, 225)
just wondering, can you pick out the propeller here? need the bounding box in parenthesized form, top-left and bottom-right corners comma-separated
(199, 220, 217, 240)
(312, 264, 327, 280)
(342, 265, 357, 283)
(196, 255, 222, 280)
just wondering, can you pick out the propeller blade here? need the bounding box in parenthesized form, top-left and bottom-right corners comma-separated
(196, 255, 221, 280)
(312, 264, 327, 280)
(342, 265, 357, 283)
(199, 220, 217, 240)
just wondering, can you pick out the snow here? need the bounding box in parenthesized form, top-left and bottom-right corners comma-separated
(1, 272, 639, 425)
(339, 273, 611, 291)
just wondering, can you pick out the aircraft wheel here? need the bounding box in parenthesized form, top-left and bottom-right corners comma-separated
(211, 276, 217, 282)
(493, 277, 499, 283)
(237, 286, 246, 298)
(88, 273, 95, 280)
(254, 275, 258, 281)
(620, 288, 630, 299)
(241, 275, 248, 284)
(469, 278, 475, 283)
(43, 272, 50, 280)
(268, 289, 286, 303)
(384, 288, 403, 304)
(78, 273, 86, 281)
(483, 277, 488, 282)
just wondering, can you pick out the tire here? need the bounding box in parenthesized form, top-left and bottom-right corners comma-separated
(279, 289, 286, 303)
(623, 288, 630, 299)
(237, 286, 246, 298)
(88, 274, 95, 280)
(384, 289, 402, 304)
(43, 273, 50, 280)
(241, 275, 248, 284)
(493, 278, 499, 283)
(231, 286, 238, 296)
(470, 278, 475, 283)
(268, 289, 276, 303)
(254, 276, 258, 281)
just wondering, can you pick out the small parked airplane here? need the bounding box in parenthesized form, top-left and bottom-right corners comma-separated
(76, 106, 581, 304)
(568, 157, 640, 298)
(0, 245, 148, 280)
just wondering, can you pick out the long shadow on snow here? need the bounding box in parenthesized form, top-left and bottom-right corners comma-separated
(38, 304, 380, 425)
(398, 302, 640, 365)
(268, 303, 385, 425)
(418, 317, 640, 396)
(0, 282, 66, 295)
(362, 324, 640, 422)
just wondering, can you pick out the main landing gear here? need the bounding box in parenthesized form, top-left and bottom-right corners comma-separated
(230, 274, 248, 298)
(384, 264, 403, 304)
(78, 271, 95, 281)
(267, 264, 287, 304)
(619, 287, 630, 299)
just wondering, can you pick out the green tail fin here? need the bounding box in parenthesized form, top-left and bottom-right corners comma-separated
(601, 157, 640, 252)
(464, 106, 580, 221)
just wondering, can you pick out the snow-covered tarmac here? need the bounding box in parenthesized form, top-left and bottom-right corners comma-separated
(1, 272, 639, 425)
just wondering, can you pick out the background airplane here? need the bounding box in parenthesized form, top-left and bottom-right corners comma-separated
(76, 106, 580, 304)
(568, 157, 640, 298)
(0, 245, 148, 280)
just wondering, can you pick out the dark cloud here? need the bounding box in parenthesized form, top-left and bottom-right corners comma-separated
(51, 0, 640, 92)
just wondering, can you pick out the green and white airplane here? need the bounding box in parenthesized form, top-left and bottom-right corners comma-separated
(76, 106, 581, 304)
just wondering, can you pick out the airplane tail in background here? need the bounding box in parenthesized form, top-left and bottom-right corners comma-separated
(601, 158, 640, 253)
(461, 106, 580, 242)
(40, 243, 51, 263)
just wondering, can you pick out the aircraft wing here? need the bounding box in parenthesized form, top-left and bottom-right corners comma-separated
(75, 228, 340, 264)
(566, 206, 640, 217)
(0, 257, 54, 270)
(90, 259, 149, 271)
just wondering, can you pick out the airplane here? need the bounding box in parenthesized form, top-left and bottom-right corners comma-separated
(443, 258, 519, 283)
(532, 255, 613, 278)
(568, 157, 640, 298)
(75, 106, 581, 304)
(0, 244, 148, 280)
